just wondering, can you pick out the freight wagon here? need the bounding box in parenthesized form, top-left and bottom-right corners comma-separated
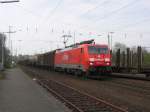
(37, 50, 56, 70)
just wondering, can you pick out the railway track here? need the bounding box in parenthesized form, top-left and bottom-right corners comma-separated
(36, 77, 127, 112)
(22, 66, 150, 111)
(110, 73, 150, 81)
(104, 80, 150, 97)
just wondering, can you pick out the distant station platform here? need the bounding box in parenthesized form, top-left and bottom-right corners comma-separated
(0, 68, 70, 112)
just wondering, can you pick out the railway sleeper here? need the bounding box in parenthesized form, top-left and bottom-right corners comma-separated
(81, 107, 112, 112)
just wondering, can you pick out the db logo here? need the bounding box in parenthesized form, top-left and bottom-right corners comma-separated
(98, 55, 101, 58)
(63, 54, 69, 61)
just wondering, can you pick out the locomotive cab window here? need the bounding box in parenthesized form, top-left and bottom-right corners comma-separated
(88, 46, 108, 54)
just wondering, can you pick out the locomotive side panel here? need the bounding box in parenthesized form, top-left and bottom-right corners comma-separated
(55, 47, 87, 71)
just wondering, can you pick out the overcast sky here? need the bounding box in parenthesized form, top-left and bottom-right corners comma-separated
(0, 0, 150, 55)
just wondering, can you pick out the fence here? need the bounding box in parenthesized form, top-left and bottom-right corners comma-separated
(142, 47, 150, 68)
(112, 46, 150, 74)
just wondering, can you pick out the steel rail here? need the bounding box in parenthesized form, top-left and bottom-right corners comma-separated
(111, 73, 150, 81)
(37, 80, 83, 112)
(23, 67, 128, 112)
(36, 78, 128, 112)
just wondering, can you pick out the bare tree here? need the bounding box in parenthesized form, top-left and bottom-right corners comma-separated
(113, 42, 127, 52)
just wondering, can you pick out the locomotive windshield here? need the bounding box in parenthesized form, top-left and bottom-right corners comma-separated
(88, 46, 108, 54)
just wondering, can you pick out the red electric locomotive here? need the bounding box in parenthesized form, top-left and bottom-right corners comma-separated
(54, 39, 111, 76)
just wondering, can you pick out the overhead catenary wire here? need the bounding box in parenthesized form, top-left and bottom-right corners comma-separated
(44, 0, 63, 22)
(114, 17, 150, 31)
(94, 0, 138, 22)
(14, 4, 43, 18)
(80, 0, 109, 17)
(9, 0, 149, 48)
(79, 0, 139, 29)
(0, 0, 19, 3)
(14, 39, 62, 43)
(30, 0, 63, 39)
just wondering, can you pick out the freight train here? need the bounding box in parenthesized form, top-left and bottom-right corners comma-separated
(27, 39, 112, 77)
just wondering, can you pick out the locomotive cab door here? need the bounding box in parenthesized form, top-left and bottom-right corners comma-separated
(79, 48, 84, 69)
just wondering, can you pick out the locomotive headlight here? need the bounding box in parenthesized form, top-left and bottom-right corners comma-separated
(89, 58, 95, 62)
(90, 62, 94, 65)
(106, 62, 110, 65)
(105, 58, 110, 62)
